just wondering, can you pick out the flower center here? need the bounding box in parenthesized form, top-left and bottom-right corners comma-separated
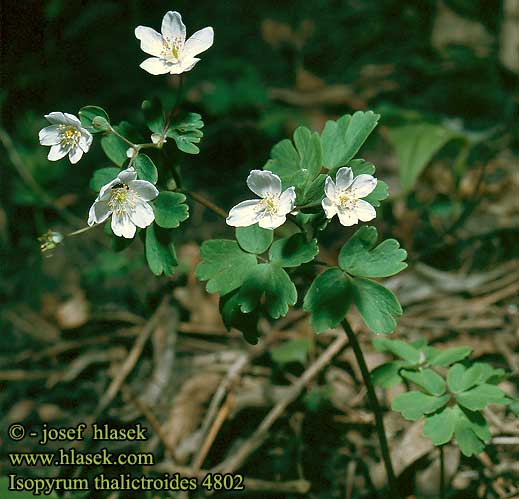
(162, 36, 183, 61)
(338, 192, 356, 210)
(108, 186, 137, 215)
(258, 195, 279, 215)
(58, 125, 81, 147)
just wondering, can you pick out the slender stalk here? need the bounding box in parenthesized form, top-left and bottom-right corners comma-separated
(440, 445, 445, 499)
(109, 126, 136, 148)
(181, 189, 228, 219)
(341, 319, 399, 498)
(66, 225, 97, 237)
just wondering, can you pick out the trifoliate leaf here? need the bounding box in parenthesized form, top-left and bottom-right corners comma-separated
(101, 121, 142, 166)
(339, 226, 407, 278)
(145, 224, 177, 276)
(371, 361, 403, 388)
(89, 167, 120, 192)
(303, 267, 352, 333)
(265, 126, 322, 193)
(269, 233, 319, 267)
(166, 112, 204, 154)
(134, 154, 158, 184)
(236, 225, 273, 254)
(153, 192, 189, 229)
(391, 391, 450, 421)
(236, 263, 297, 319)
(321, 111, 380, 172)
(456, 384, 508, 411)
(423, 407, 456, 445)
(372, 337, 421, 363)
(401, 368, 446, 396)
(196, 240, 257, 296)
(447, 363, 485, 394)
(220, 290, 260, 345)
(385, 123, 463, 192)
(351, 277, 402, 334)
(79, 105, 110, 134)
(142, 97, 165, 134)
(271, 339, 310, 365)
(429, 347, 472, 367)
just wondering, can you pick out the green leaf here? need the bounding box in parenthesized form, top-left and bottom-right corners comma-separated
(392, 391, 450, 421)
(385, 123, 463, 192)
(153, 192, 189, 229)
(271, 339, 310, 365)
(401, 368, 446, 396)
(371, 361, 403, 388)
(321, 111, 380, 171)
(89, 167, 120, 192)
(372, 337, 421, 363)
(79, 105, 110, 134)
(447, 363, 485, 393)
(351, 277, 402, 334)
(269, 233, 319, 267)
(166, 112, 204, 154)
(303, 267, 352, 333)
(101, 122, 142, 166)
(452, 405, 489, 456)
(236, 263, 297, 319)
(134, 154, 158, 183)
(429, 347, 472, 367)
(236, 225, 273, 254)
(265, 126, 322, 192)
(145, 224, 177, 276)
(220, 290, 260, 344)
(456, 384, 508, 411)
(301, 174, 326, 205)
(196, 240, 257, 296)
(339, 226, 407, 278)
(142, 97, 165, 134)
(423, 407, 456, 445)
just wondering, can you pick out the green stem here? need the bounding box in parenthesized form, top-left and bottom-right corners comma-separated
(66, 225, 97, 238)
(109, 126, 136, 148)
(341, 319, 399, 498)
(440, 445, 445, 499)
(181, 189, 228, 219)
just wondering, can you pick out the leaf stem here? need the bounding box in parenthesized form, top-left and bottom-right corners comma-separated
(340, 318, 400, 498)
(440, 445, 445, 499)
(181, 189, 228, 219)
(109, 126, 136, 148)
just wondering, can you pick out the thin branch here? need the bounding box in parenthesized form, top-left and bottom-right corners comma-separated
(181, 189, 228, 219)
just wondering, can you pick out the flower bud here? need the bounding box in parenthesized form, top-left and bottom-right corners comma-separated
(38, 230, 64, 253)
(92, 116, 111, 132)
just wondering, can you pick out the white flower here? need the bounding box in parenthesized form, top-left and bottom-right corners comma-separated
(322, 167, 377, 226)
(38, 112, 93, 164)
(88, 168, 159, 239)
(135, 11, 214, 75)
(226, 170, 296, 230)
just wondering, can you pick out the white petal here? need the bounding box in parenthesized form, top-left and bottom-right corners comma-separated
(324, 176, 336, 200)
(183, 27, 214, 58)
(118, 167, 138, 184)
(151, 133, 162, 144)
(63, 113, 82, 127)
(246, 170, 282, 197)
(174, 57, 200, 73)
(88, 201, 111, 225)
(226, 199, 263, 227)
(259, 214, 286, 230)
(336, 167, 354, 190)
(161, 11, 186, 42)
(79, 130, 93, 152)
(98, 178, 118, 200)
(44, 112, 67, 125)
(140, 57, 171, 75)
(354, 199, 376, 222)
(68, 146, 83, 164)
(48, 144, 69, 161)
(134, 26, 164, 57)
(349, 174, 377, 198)
(278, 187, 296, 215)
(322, 197, 337, 219)
(129, 201, 155, 228)
(337, 208, 358, 227)
(129, 180, 159, 200)
(39, 125, 60, 146)
(111, 212, 136, 239)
